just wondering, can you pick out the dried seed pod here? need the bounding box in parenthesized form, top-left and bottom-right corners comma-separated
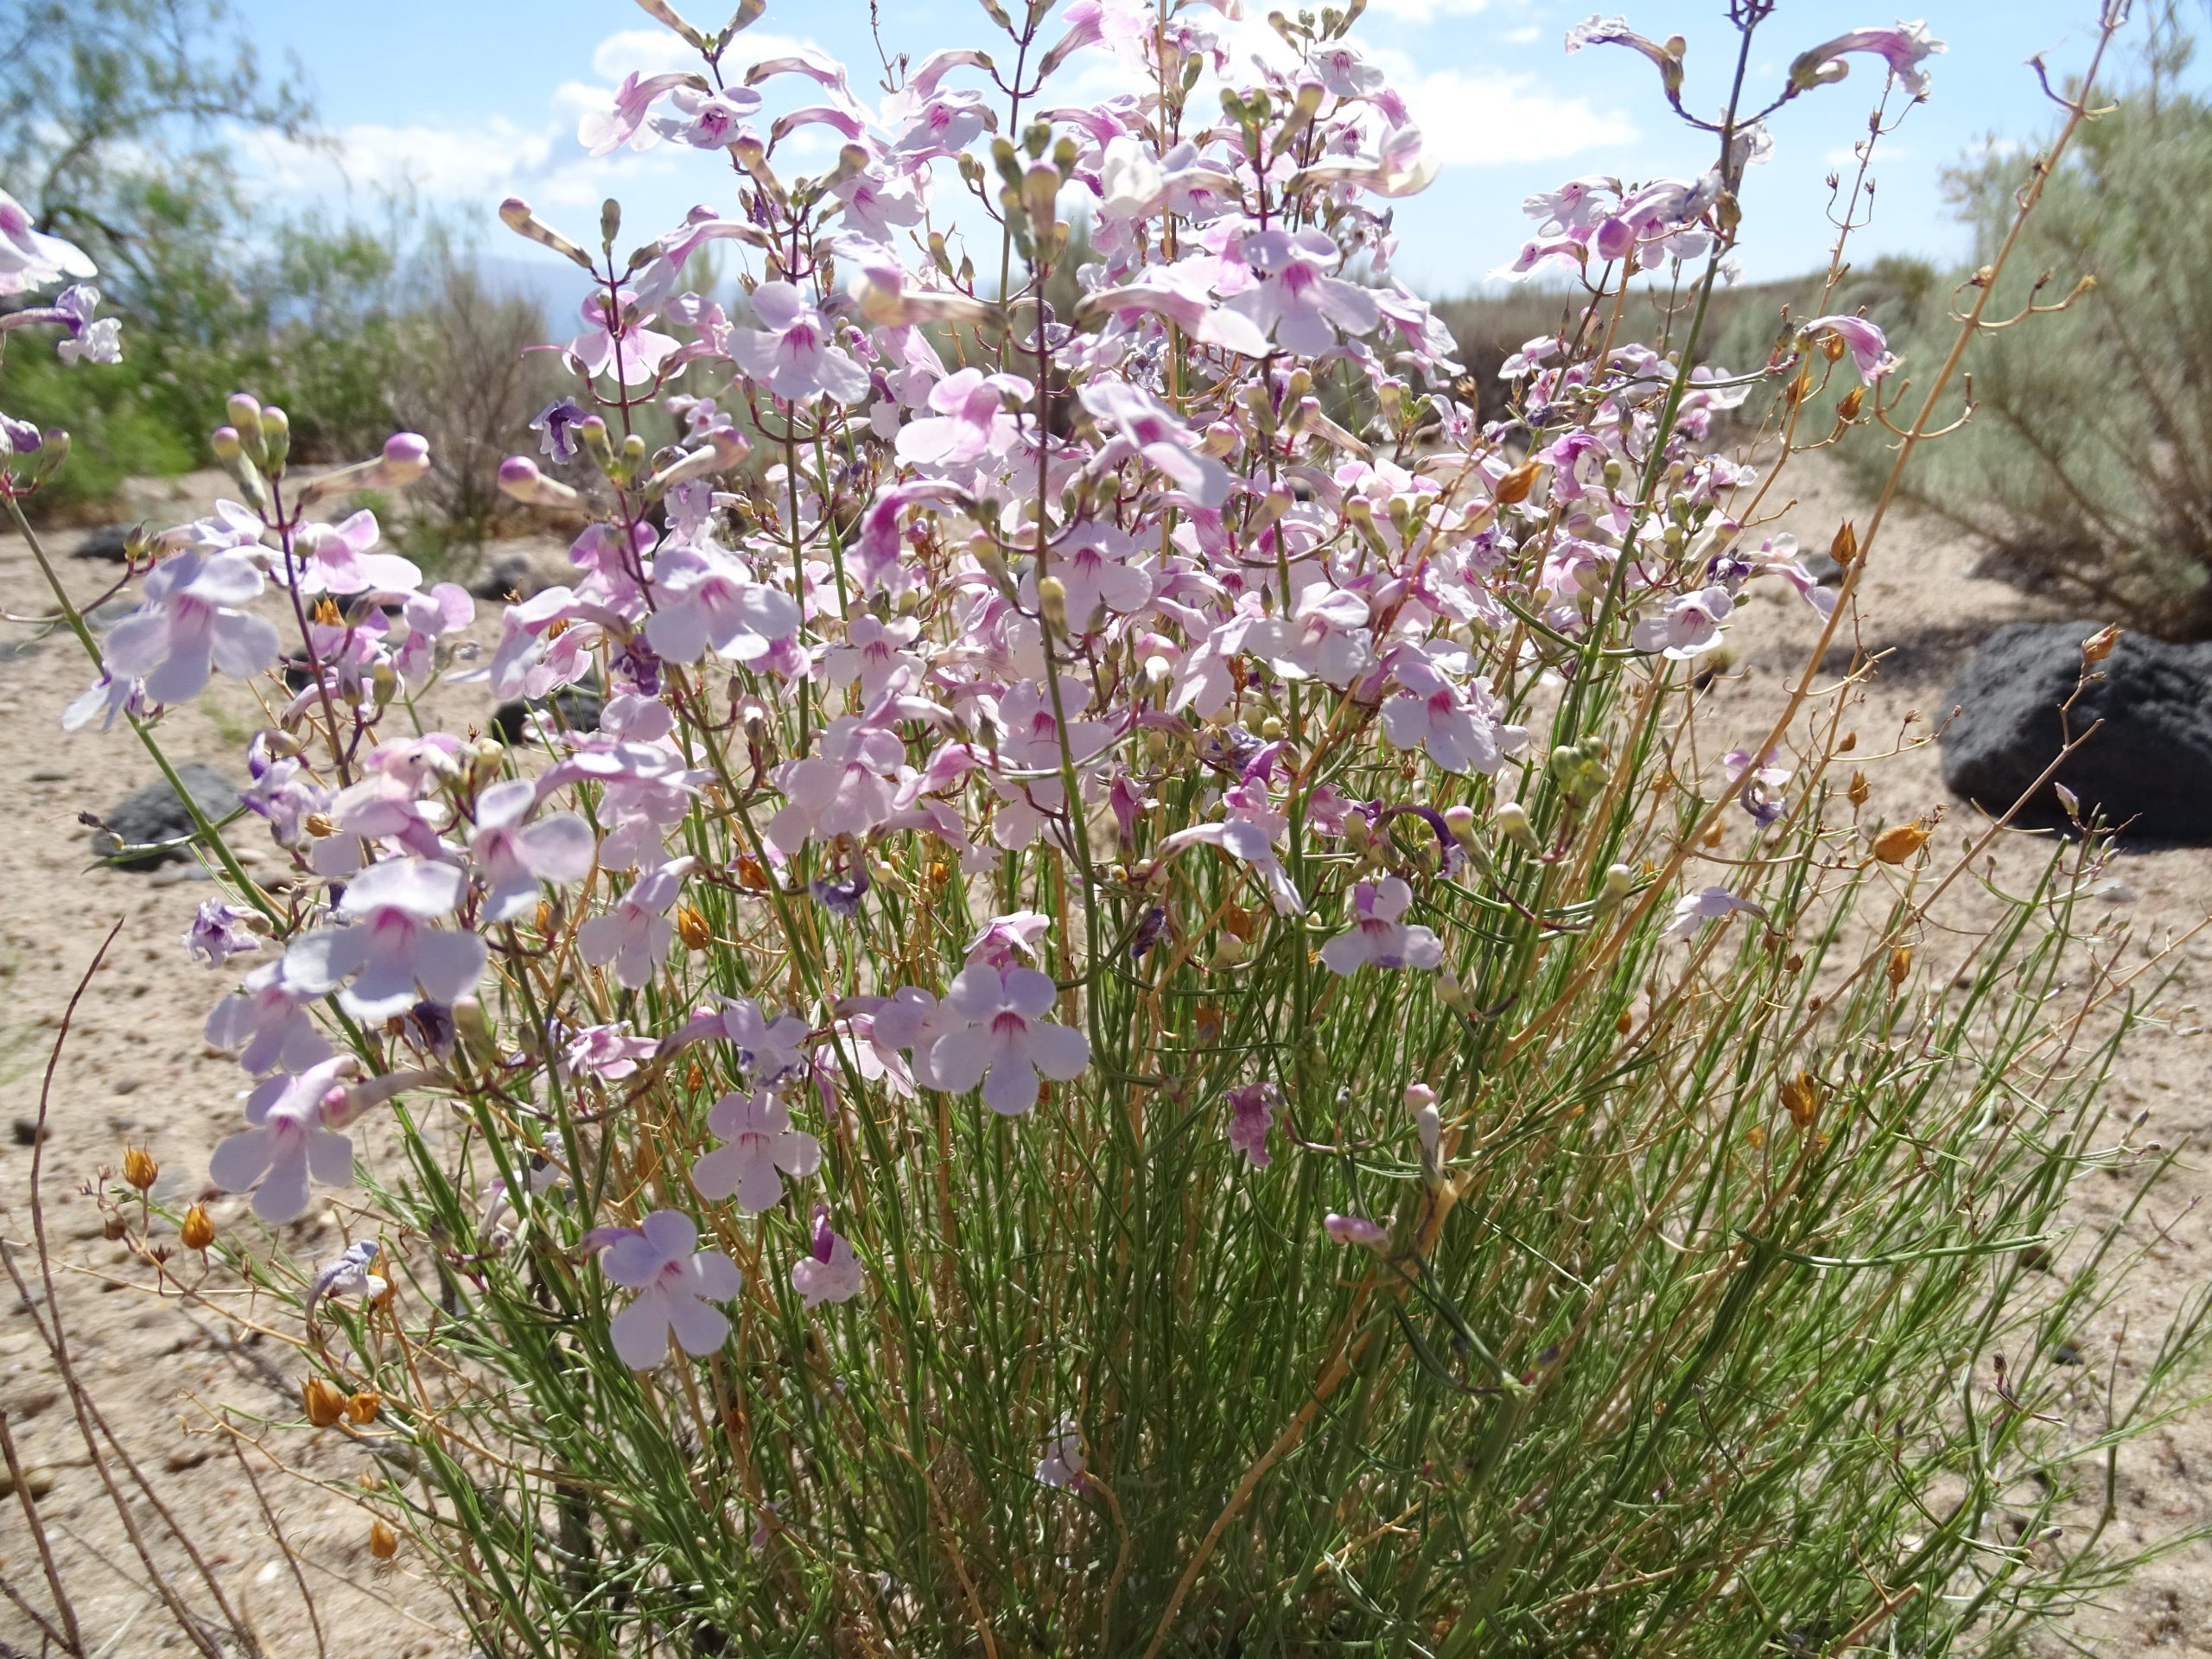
(181, 1204, 215, 1250)
(1871, 822, 1929, 865)
(122, 1147, 158, 1191)
(368, 1519, 399, 1560)
(303, 1376, 348, 1429)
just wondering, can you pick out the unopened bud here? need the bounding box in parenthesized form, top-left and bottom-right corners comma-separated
(499, 198, 595, 270)
(1036, 573, 1068, 634)
(296, 434, 432, 508)
(1493, 801, 1538, 850)
(1595, 862, 1633, 912)
(1209, 932, 1249, 969)
(497, 455, 584, 511)
(259, 405, 291, 475)
(226, 394, 265, 460)
(1442, 804, 1477, 845)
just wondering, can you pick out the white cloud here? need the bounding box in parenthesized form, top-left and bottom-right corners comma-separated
(1503, 24, 1541, 45)
(1391, 68, 1637, 167)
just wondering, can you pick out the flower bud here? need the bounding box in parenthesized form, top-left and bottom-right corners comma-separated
(1492, 801, 1538, 850)
(122, 1146, 158, 1191)
(296, 434, 432, 508)
(259, 405, 291, 475)
(226, 393, 266, 460)
(1324, 1213, 1389, 1251)
(1208, 932, 1249, 969)
(302, 1376, 348, 1428)
(1595, 862, 1634, 912)
(497, 455, 584, 512)
(1442, 804, 1477, 846)
(1036, 573, 1068, 635)
(499, 198, 595, 270)
(181, 1204, 215, 1250)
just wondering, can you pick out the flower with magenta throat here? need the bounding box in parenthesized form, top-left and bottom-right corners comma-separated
(791, 1205, 864, 1307)
(1319, 878, 1446, 975)
(692, 1089, 823, 1213)
(598, 1210, 744, 1369)
(925, 962, 1091, 1116)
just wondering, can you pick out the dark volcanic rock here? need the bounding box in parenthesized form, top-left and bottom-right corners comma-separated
(70, 524, 134, 562)
(493, 683, 604, 746)
(1939, 620, 2212, 842)
(91, 762, 244, 869)
(470, 550, 548, 601)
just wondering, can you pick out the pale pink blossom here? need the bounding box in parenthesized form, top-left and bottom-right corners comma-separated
(209, 1056, 360, 1223)
(600, 1210, 744, 1367)
(1661, 886, 1765, 944)
(1630, 585, 1734, 659)
(577, 858, 694, 989)
(100, 549, 282, 706)
(925, 963, 1090, 1116)
(693, 1089, 823, 1213)
(643, 544, 801, 664)
(283, 510, 423, 596)
(1319, 877, 1446, 974)
(284, 858, 488, 1020)
(1224, 228, 1382, 354)
(734, 281, 870, 404)
(469, 777, 596, 922)
(791, 1205, 864, 1307)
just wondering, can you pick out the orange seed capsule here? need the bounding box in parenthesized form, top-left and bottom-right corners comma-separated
(181, 1204, 215, 1250)
(302, 1376, 347, 1428)
(122, 1147, 158, 1192)
(1887, 945, 1913, 989)
(347, 1389, 382, 1425)
(675, 904, 713, 950)
(1871, 822, 1929, 865)
(368, 1519, 398, 1560)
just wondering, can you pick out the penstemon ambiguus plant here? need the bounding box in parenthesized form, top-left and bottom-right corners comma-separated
(6, 0, 2209, 1653)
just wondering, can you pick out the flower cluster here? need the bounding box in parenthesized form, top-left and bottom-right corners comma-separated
(13, 0, 1924, 1412)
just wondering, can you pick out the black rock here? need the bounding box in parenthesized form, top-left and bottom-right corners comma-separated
(470, 550, 547, 601)
(70, 524, 134, 562)
(1939, 620, 2212, 842)
(493, 683, 603, 746)
(91, 762, 244, 869)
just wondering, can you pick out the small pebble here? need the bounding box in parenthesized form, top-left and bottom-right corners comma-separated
(10, 1117, 46, 1147)
(0, 1465, 57, 1498)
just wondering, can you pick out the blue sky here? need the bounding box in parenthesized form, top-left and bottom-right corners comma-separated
(226, 0, 2179, 298)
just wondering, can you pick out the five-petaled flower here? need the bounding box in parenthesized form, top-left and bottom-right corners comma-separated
(693, 1089, 823, 1213)
(598, 1210, 745, 1368)
(925, 962, 1091, 1116)
(1319, 878, 1446, 975)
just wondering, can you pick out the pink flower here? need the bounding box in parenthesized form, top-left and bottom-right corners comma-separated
(823, 615, 924, 700)
(559, 1022, 658, 1081)
(791, 1205, 864, 1307)
(284, 859, 488, 1020)
(1040, 525, 1154, 628)
(925, 963, 1091, 1116)
(893, 366, 1031, 466)
(1379, 651, 1523, 776)
(0, 187, 96, 295)
(1224, 228, 1382, 355)
(767, 715, 907, 852)
(652, 85, 765, 148)
(469, 778, 597, 922)
(1801, 315, 1898, 381)
(100, 548, 282, 706)
(1225, 1082, 1278, 1167)
(577, 69, 700, 155)
(1077, 381, 1232, 508)
(692, 1090, 823, 1212)
(206, 959, 335, 1076)
(1319, 877, 1445, 975)
(1035, 1417, 1086, 1489)
(577, 858, 694, 990)
(1325, 1212, 1389, 1249)
(283, 510, 423, 596)
(208, 1057, 378, 1223)
(734, 281, 870, 404)
(1630, 585, 1734, 660)
(663, 994, 812, 1086)
(1661, 886, 1765, 944)
(1791, 21, 1945, 98)
(565, 291, 681, 387)
(599, 1210, 744, 1368)
(643, 544, 801, 664)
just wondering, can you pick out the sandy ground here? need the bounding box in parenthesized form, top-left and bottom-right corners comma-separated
(1, 455, 2209, 1655)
